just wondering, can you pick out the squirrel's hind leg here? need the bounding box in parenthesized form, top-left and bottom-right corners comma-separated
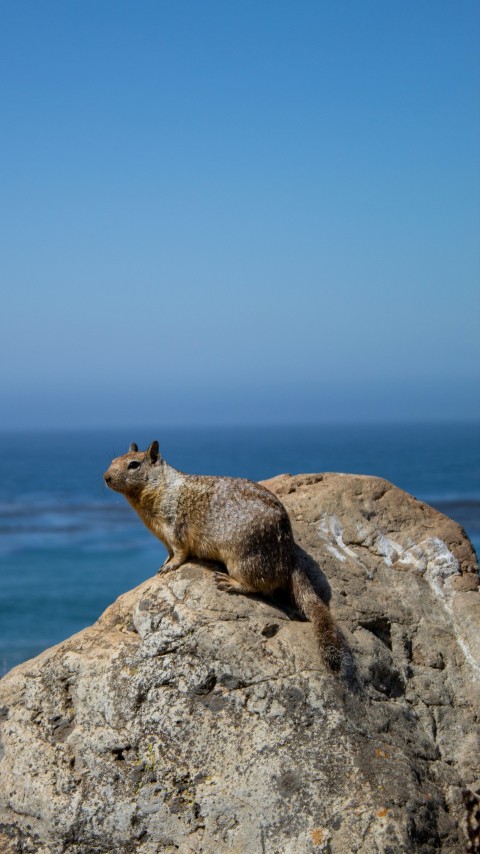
(213, 571, 258, 595)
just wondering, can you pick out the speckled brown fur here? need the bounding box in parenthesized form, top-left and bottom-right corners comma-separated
(104, 441, 343, 670)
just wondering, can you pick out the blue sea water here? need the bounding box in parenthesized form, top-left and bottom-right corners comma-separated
(1, 424, 479, 674)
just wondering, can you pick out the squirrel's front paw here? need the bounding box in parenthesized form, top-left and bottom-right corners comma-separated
(158, 561, 174, 575)
(158, 555, 187, 575)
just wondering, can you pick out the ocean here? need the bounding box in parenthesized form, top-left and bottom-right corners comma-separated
(1, 423, 479, 674)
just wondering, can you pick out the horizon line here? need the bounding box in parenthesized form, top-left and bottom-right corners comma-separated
(1, 418, 479, 434)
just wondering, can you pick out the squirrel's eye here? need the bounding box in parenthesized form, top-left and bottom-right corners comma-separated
(127, 460, 141, 470)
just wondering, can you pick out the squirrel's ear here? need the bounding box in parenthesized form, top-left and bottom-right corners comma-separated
(129, 442, 138, 452)
(147, 440, 160, 463)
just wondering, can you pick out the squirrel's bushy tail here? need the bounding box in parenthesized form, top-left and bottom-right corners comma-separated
(290, 565, 344, 672)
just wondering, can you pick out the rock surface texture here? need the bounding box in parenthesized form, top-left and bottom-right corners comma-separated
(0, 473, 479, 853)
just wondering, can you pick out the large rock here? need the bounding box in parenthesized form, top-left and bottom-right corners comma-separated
(0, 473, 479, 853)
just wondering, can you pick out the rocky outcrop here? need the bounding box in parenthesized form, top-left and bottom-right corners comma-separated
(0, 473, 478, 853)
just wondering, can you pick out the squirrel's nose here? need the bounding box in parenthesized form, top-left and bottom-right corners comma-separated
(104, 472, 112, 484)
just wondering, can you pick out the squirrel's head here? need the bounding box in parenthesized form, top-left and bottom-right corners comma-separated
(104, 441, 162, 497)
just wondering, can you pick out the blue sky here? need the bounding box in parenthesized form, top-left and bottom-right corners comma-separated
(1, 1, 479, 427)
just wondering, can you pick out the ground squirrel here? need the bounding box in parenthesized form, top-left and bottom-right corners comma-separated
(104, 441, 343, 671)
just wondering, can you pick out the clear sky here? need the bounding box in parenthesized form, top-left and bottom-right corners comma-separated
(1, 1, 479, 427)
